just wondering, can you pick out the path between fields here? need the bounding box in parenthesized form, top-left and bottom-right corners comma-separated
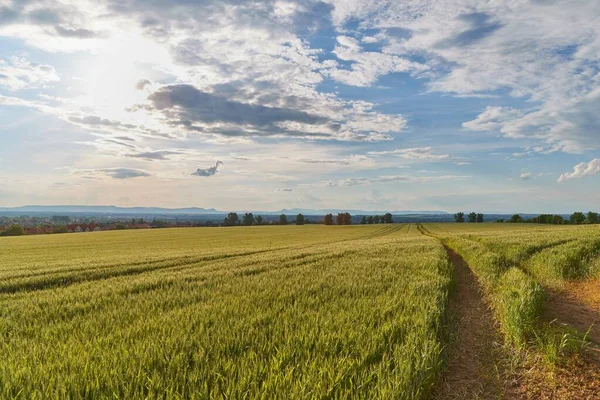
(433, 246, 517, 400)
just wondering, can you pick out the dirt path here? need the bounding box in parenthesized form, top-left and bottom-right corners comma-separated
(433, 246, 516, 400)
(544, 280, 600, 365)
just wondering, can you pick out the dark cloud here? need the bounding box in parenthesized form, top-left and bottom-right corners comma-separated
(0, 2, 97, 39)
(0, 6, 20, 25)
(144, 84, 330, 136)
(115, 136, 136, 141)
(70, 115, 137, 129)
(102, 139, 137, 149)
(192, 161, 223, 177)
(28, 8, 62, 25)
(107, 0, 331, 39)
(277, 188, 293, 192)
(436, 12, 504, 48)
(54, 25, 98, 38)
(127, 150, 180, 160)
(101, 168, 151, 179)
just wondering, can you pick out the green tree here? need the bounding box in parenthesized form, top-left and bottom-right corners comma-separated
(384, 213, 393, 224)
(367, 216, 374, 224)
(242, 213, 254, 226)
(468, 212, 477, 223)
(570, 212, 586, 225)
(454, 212, 465, 223)
(336, 213, 352, 225)
(255, 215, 263, 225)
(509, 214, 523, 223)
(586, 211, 599, 224)
(224, 212, 239, 226)
(476, 213, 484, 223)
(53, 226, 68, 234)
(373, 215, 381, 224)
(360, 216, 367, 224)
(324, 213, 334, 225)
(279, 214, 288, 225)
(0, 224, 24, 237)
(296, 213, 305, 225)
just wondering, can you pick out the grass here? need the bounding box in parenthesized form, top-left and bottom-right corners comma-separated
(0, 225, 452, 399)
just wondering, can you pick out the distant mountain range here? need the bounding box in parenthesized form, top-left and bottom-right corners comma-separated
(0, 205, 448, 216)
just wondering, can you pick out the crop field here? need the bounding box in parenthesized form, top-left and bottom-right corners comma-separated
(1, 223, 599, 399)
(0, 225, 452, 399)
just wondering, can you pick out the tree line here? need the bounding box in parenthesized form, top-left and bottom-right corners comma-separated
(453, 212, 484, 223)
(223, 212, 311, 226)
(500, 212, 599, 225)
(359, 213, 393, 224)
(223, 212, 396, 226)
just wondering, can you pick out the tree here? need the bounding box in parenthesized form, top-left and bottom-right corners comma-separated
(367, 216, 374, 224)
(242, 213, 254, 226)
(552, 215, 564, 225)
(53, 226, 68, 234)
(570, 212, 586, 225)
(224, 212, 239, 226)
(0, 224, 24, 237)
(468, 212, 477, 223)
(336, 212, 351, 225)
(509, 214, 523, 223)
(360, 216, 367, 224)
(586, 211, 599, 224)
(256, 215, 263, 225)
(384, 213, 393, 224)
(279, 214, 288, 225)
(476, 213, 484, 223)
(454, 212, 465, 223)
(373, 215, 381, 224)
(324, 213, 334, 225)
(296, 213, 305, 225)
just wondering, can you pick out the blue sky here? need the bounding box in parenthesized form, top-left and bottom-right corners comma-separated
(1, 0, 599, 213)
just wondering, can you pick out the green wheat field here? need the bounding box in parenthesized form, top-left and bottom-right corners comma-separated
(1, 224, 599, 398)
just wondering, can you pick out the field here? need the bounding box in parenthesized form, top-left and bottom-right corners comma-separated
(1, 223, 599, 398)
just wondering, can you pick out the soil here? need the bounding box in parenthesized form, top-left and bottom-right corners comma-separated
(432, 247, 518, 399)
(544, 279, 600, 363)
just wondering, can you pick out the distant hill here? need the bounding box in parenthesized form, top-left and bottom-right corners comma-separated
(0, 205, 220, 215)
(0, 205, 448, 216)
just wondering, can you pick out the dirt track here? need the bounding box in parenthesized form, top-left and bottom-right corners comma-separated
(433, 247, 515, 399)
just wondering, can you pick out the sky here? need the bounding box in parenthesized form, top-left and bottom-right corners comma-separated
(1, 0, 599, 213)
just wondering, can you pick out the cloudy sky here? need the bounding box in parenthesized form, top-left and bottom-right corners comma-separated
(1, 0, 599, 212)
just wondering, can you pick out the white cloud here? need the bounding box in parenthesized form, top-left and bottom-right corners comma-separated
(368, 147, 451, 161)
(462, 106, 523, 132)
(558, 159, 600, 183)
(321, 174, 470, 187)
(520, 172, 532, 181)
(0, 57, 60, 90)
(327, 0, 600, 152)
(326, 35, 427, 87)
